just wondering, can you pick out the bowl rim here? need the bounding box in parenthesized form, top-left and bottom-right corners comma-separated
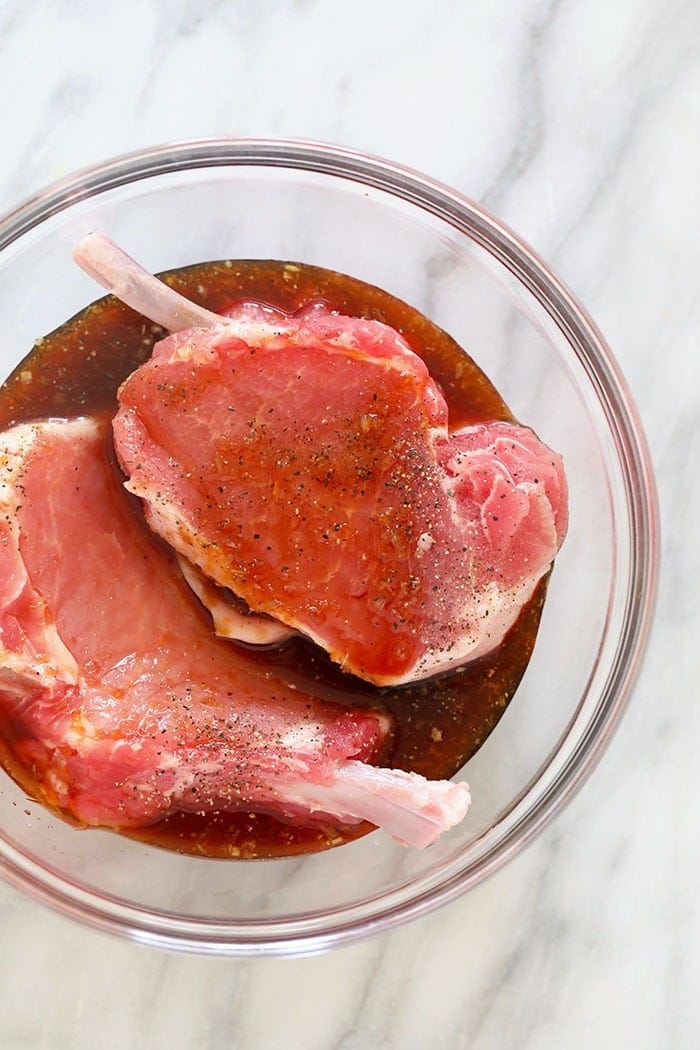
(0, 137, 660, 956)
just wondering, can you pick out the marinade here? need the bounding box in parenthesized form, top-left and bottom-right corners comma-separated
(0, 260, 546, 857)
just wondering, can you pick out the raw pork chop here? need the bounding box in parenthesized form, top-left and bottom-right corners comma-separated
(76, 235, 568, 686)
(0, 418, 469, 847)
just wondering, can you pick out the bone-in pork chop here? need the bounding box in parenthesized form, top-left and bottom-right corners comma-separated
(0, 418, 469, 847)
(113, 302, 568, 685)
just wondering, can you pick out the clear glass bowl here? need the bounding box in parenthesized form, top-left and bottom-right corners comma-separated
(0, 139, 658, 956)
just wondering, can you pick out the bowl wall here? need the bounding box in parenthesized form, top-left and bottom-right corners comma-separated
(0, 141, 657, 954)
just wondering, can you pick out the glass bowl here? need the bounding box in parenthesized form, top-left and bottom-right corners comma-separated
(0, 139, 658, 956)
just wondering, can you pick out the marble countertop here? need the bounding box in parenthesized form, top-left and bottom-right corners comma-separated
(0, 1, 697, 1047)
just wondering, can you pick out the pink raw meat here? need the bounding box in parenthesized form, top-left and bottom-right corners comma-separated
(113, 306, 567, 685)
(74, 235, 568, 686)
(0, 418, 469, 847)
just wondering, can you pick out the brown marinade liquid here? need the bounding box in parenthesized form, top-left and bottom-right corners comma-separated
(0, 260, 547, 859)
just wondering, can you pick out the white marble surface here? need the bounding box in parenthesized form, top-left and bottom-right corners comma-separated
(0, 0, 698, 1047)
